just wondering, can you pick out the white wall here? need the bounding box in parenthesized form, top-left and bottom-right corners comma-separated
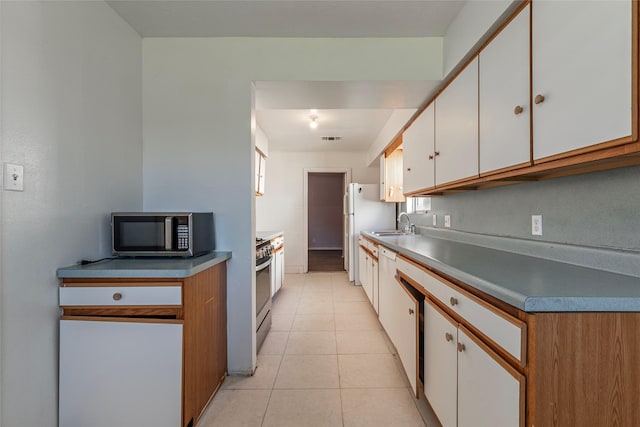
(143, 37, 442, 375)
(0, 2, 142, 426)
(256, 151, 378, 273)
(443, 0, 515, 76)
(366, 108, 416, 165)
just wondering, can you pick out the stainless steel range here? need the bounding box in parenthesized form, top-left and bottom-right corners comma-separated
(256, 238, 273, 352)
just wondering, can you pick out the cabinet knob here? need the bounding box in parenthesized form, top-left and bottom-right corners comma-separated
(434, 151, 440, 156)
(449, 296, 458, 306)
(112, 292, 122, 301)
(457, 342, 466, 353)
(428, 154, 434, 160)
(445, 332, 453, 342)
(408, 308, 414, 315)
(407, 167, 411, 172)
(534, 94, 545, 105)
(514, 105, 524, 115)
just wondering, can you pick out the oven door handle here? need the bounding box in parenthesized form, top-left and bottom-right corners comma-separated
(256, 257, 272, 272)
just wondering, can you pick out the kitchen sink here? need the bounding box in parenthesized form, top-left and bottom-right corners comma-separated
(372, 230, 410, 236)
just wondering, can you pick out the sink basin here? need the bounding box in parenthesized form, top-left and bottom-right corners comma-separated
(372, 230, 410, 236)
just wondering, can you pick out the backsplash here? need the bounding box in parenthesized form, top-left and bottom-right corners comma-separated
(406, 164, 640, 263)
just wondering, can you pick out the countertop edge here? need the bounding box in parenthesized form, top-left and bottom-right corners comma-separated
(363, 231, 640, 313)
(57, 251, 232, 279)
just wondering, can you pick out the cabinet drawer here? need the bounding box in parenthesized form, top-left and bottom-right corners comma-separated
(422, 272, 524, 365)
(396, 256, 427, 285)
(379, 246, 396, 260)
(60, 286, 182, 306)
(367, 241, 379, 258)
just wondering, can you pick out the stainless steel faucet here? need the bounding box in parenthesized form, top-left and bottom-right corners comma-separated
(397, 212, 415, 234)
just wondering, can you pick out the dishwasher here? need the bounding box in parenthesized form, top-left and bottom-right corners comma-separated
(58, 282, 183, 427)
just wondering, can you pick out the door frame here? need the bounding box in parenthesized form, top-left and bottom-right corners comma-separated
(303, 168, 352, 273)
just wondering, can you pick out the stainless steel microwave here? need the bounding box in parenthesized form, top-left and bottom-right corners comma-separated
(111, 212, 214, 257)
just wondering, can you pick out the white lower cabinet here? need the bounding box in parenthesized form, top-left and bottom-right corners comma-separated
(424, 299, 524, 427)
(272, 246, 284, 295)
(377, 247, 397, 334)
(394, 281, 419, 397)
(371, 256, 379, 314)
(59, 318, 183, 427)
(271, 236, 285, 296)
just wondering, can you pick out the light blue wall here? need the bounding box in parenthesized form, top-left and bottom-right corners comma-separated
(411, 165, 640, 252)
(1, 2, 142, 426)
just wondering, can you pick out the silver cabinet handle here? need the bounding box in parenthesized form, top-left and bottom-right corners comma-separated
(113, 292, 122, 301)
(457, 342, 465, 353)
(450, 297, 458, 306)
(445, 332, 453, 342)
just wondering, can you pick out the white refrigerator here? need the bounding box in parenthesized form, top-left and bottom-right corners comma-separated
(344, 183, 396, 283)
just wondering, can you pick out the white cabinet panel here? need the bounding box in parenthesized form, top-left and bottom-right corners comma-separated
(435, 58, 479, 185)
(457, 326, 524, 427)
(371, 257, 379, 314)
(59, 319, 183, 427)
(532, 0, 632, 160)
(403, 103, 435, 192)
(60, 285, 182, 306)
(479, 5, 530, 174)
(424, 302, 524, 427)
(424, 300, 458, 427)
(396, 282, 419, 397)
(377, 248, 397, 335)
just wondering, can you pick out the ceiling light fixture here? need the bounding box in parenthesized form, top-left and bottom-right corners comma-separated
(309, 115, 318, 129)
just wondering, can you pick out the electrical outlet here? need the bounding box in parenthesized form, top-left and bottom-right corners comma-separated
(444, 215, 451, 228)
(532, 215, 543, 236)
(432, 215, 437, 226)
(3, 163, 24, 191)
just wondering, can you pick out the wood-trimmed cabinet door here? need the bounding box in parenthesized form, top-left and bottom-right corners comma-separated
(371, 256, 379, 314)
(532, 0, 633, 161)
(424, 299, 458, 427)
(403, 103, 435, 193)
(396, 280, 419, 398)
(457, 324, 525, 427)
(479, 4, 531, 174)
(377, 249, 396, 335)
(435, 57, 479, 186)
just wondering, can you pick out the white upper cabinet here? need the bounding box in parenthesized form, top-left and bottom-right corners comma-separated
(435, 57, 479, 186)
(479, 5, 531, 174)
(532, 0, 632, 161)
(403, 103, 435, 193)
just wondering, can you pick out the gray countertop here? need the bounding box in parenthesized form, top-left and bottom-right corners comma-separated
(363, 232, 640, 312)
(57, 251, 232, 279)
(257, 231, 284, 241)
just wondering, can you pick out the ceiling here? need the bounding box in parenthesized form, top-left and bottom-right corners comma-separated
(107, 1, 467, 153)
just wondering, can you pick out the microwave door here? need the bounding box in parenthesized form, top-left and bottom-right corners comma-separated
(165, 217, 174, 251)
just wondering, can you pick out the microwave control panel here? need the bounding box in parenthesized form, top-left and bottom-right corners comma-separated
(177, 225, 189, 250)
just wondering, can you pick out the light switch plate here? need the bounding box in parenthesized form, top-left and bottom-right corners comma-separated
(532, 215, 543, 236)
(432, 215, 437, 226)
(3, 163, 24, 191)
(444, 215, 451, 228)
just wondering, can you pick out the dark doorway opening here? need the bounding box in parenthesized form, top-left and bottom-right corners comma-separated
(308, 172, 345, 272)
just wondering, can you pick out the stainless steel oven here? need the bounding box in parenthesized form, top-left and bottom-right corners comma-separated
(256, 239, 273, 351)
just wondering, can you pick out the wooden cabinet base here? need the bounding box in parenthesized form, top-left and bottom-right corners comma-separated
(60, 262, 228, 427)
(183, 262, 228, 427)
(528, 312, 640, 427)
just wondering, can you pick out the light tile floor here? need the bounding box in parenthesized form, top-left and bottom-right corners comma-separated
(197, 272, 431, 427)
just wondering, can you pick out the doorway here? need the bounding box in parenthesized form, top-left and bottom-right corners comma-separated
(307, 172, 345, 272)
